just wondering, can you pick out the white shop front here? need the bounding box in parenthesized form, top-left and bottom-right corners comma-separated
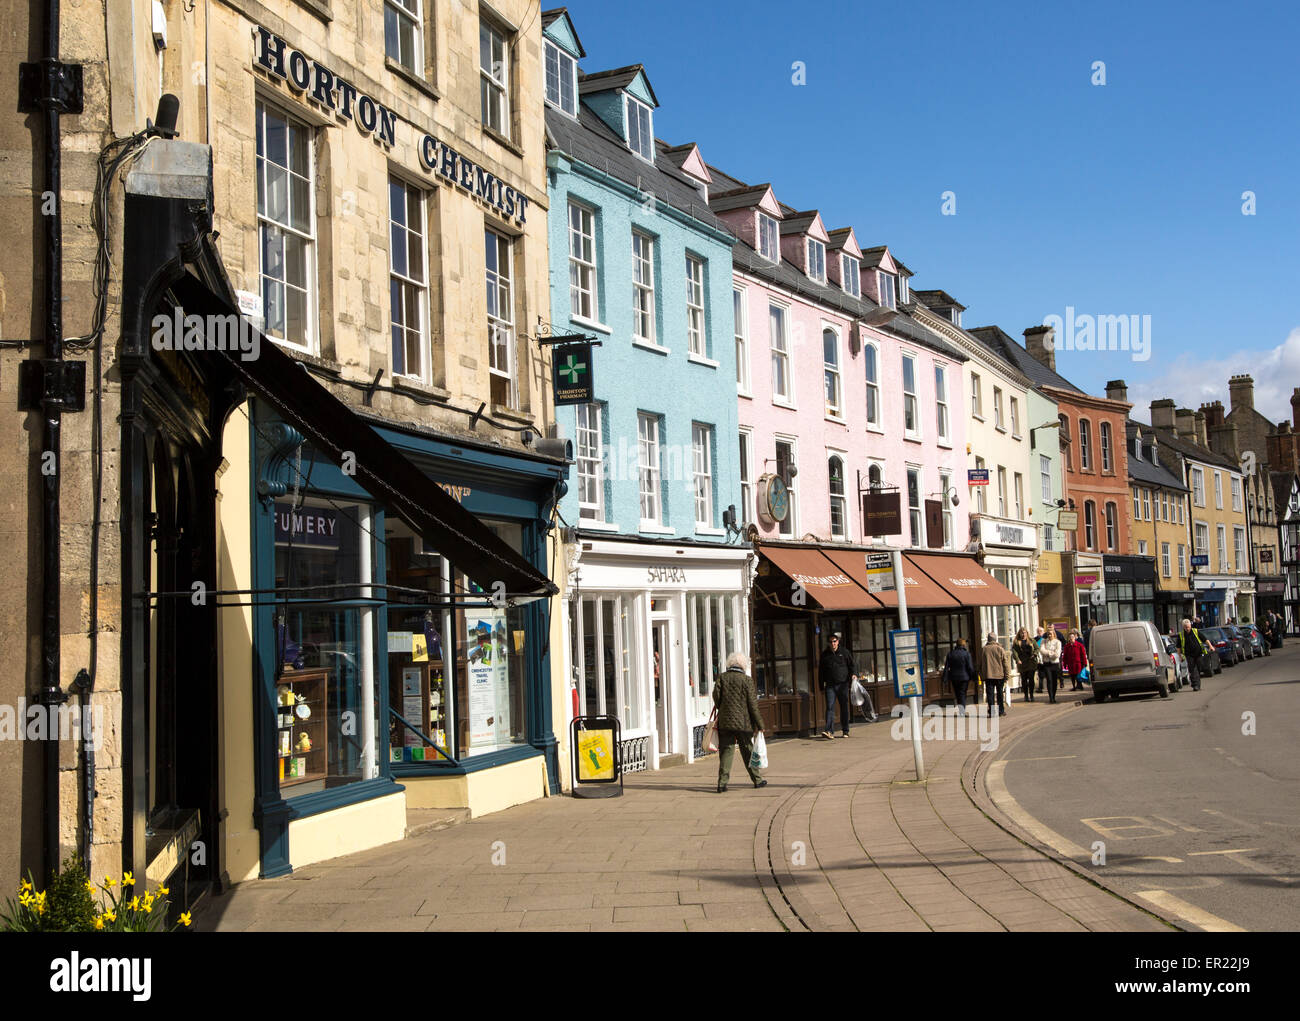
(970, 514, 1040, 659)
(562, 536, 753, 772)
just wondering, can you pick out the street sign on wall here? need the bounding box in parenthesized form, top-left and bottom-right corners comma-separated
(1191, 554, 1209, 568)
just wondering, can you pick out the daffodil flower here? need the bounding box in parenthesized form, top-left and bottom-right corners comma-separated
(18, 892, 33, 908)
(19, 879, 32, 893)
(159, 885, 169, 896)
(179, 911, 192, 927)
(103, 910, 116, 923)
(104, 876, 117, 888)
(93, 916, 104, 930)
(84, 880, 96, 894)
(128, 895, 141, 912)
(122, 871, 134, 887)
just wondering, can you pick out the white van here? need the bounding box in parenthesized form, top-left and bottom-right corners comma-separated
(1088, 620, 1176, 702)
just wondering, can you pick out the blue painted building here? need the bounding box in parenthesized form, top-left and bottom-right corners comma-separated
(543, 9, 749, 769)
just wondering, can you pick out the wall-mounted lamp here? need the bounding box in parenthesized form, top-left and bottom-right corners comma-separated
(1030, 419, 1063, 450)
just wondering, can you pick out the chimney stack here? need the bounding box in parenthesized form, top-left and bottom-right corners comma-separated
(1208, 420, 1239, 462)
(1194, 410, 1208, 447)
(1228, 375, 1254, 414)
(1105, 379, 1128, 403)
(1175, 407, 1196, 439)
(1292, 387, 1300, 429)
(1200, 400, 1225, 429)
(1150, 399, 1176, 431)
(1024, 325, 1055, 373)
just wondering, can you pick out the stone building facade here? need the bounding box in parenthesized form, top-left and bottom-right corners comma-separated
(1, 0, 567, 899)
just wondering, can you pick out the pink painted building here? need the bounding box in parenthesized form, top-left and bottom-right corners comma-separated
(704, 165, 983, 735)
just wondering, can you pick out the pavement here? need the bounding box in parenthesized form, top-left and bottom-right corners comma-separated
(196, 684, 1179, 932)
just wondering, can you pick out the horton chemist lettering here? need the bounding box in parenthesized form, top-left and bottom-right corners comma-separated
(253, 27, 531, 226)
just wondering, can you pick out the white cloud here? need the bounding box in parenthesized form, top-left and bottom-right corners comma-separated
(1126, 327, 1300, 426)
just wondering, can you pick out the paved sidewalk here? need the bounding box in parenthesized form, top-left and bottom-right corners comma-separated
(197, 687, 1176, 931)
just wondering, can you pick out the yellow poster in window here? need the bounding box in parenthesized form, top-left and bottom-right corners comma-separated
(412, 633, 428, 662)
(577, 728, 615, 782)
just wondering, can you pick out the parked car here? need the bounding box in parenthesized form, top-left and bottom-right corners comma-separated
(1089, 620, 1176, 702)
(1162, 637, 1189, 690)
(1226, 625, 1253, 661)
(1199, 639, 1222, 675)
(1242, 625, 1270, 657)
(1201, 627, 1238, 667)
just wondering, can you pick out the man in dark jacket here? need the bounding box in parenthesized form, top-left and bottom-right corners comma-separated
(712, 652, 766, 792)
(943, 638, 976, 713)
(1177, 617, 1205, 692)
(818, 633, 857, 739)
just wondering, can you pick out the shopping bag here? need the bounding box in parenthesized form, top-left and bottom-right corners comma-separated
(749, 731, 768, 770)
(850, 678, 866, 707)
(1078, 666, 1091, 685)
(703, 710, 718, 753)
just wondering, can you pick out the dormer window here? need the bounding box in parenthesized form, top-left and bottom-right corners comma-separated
(898, 276, 909, 304)
(625, 96, 653, 162)
(757, 213, 779, 262)
(544, 41, 577, 117)
(807, 239, 826, 284)
(841, 255, 860, 298)
(879, 273, 896, 310)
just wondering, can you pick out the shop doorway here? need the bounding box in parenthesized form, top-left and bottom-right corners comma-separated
(652, 619, 673, 756)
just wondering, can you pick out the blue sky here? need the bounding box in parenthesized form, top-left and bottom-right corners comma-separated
(561, 0, 1300, 425)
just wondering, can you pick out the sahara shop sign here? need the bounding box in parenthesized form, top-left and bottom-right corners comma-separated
(254, 27, 532, 225)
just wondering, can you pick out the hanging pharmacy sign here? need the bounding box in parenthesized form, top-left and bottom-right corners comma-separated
(552, 342, 596, 405)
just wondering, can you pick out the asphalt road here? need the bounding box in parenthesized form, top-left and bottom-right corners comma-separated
(994, 643, 1300, 931)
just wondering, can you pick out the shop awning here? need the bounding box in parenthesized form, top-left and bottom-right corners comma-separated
(860, 553, 960, 610)
(909, 553, 1021, 607)
(759, 545, 881, 611)
(169, 271, 557, 601)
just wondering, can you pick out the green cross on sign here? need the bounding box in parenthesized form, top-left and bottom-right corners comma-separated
(559, 353, 587, 384)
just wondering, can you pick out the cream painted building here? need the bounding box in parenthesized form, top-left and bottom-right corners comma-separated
(1, 0, 569, 903)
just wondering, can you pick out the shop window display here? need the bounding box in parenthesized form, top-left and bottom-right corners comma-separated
(274, 497, 379, 797)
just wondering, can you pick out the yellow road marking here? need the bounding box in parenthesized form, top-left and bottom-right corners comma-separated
(1133, 890, 1246, 932)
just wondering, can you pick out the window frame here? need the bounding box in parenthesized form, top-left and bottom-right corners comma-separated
(385, 0, 424, 77)
(864, 341, 880, 429)
(1161, 542, 1171, 577)
(576, 402, 606, 523)
(901, 352, 920, 439)
(1231, 475, 1242, 512)
(543, 38, 578, 117)
(733, 286, 750, 394)
(568, 201, 598, 322)
(1041, 455, 1052, 503)
(970, 372, 983, 418)
(1214, 471, 1223, 510)
(1192, 467, 1205, 507)
(906, 465, 923, 547)
(631, 230, 656, 344)
(1009, 396, 1021, 439)
(996, 466, 1007, 517)
(1084, 500, 1097, 550)
(685, 254, 706, 357)
(738, 428, 754, 524)
(775, 437, 799, 537)
(479, 18, 510, 137)
(878, 272, 896, 310)
(692, 422, 714, 528)
(1079, 418, 1092, 470)
(807, 239, 826, 284)
(387, 175, 427, 381)
(1105, 502, 1117, 551)
(637, 412, 662, 527)
(256, 100, 317, 354)
(823, 326, 843, 420)
(828, 454, 847, 540)
(1013, 472, 1024, 520)
(1100, 421, 1113, 472)
(841, 254, 859, 298)
(993, 387, 1004, 431)
(757, 213, 779, 262)
(485, 226, 517, 408)
(625, 94, 654, 163)
(769, 301, 792, 405)
(934, 363, 949, 443)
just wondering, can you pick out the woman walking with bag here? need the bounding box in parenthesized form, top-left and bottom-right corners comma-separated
(1013, 627, 1039, 702)
(942, 638, 976, 714)
(1039, 628, 1063, 703)
(712, 652, 766, 793)
(1062, 628, 1089, 691)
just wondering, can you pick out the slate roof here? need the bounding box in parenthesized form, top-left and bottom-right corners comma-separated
(1127, 422, 1188, 490)
(779, 211, 820, 235)
(967, 325, 1086, 395)
(859, 245, 891, 269)
(1149, 425, 1240, 473)
(546, 106, 731, 237)
(707, 183, 776, 214)
(913, 289, 966, 312)
(578, 65, 659, 106)
(1270, 470, 1299, 517)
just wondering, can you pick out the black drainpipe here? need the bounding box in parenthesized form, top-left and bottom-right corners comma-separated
(18, 1, 84, 880)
